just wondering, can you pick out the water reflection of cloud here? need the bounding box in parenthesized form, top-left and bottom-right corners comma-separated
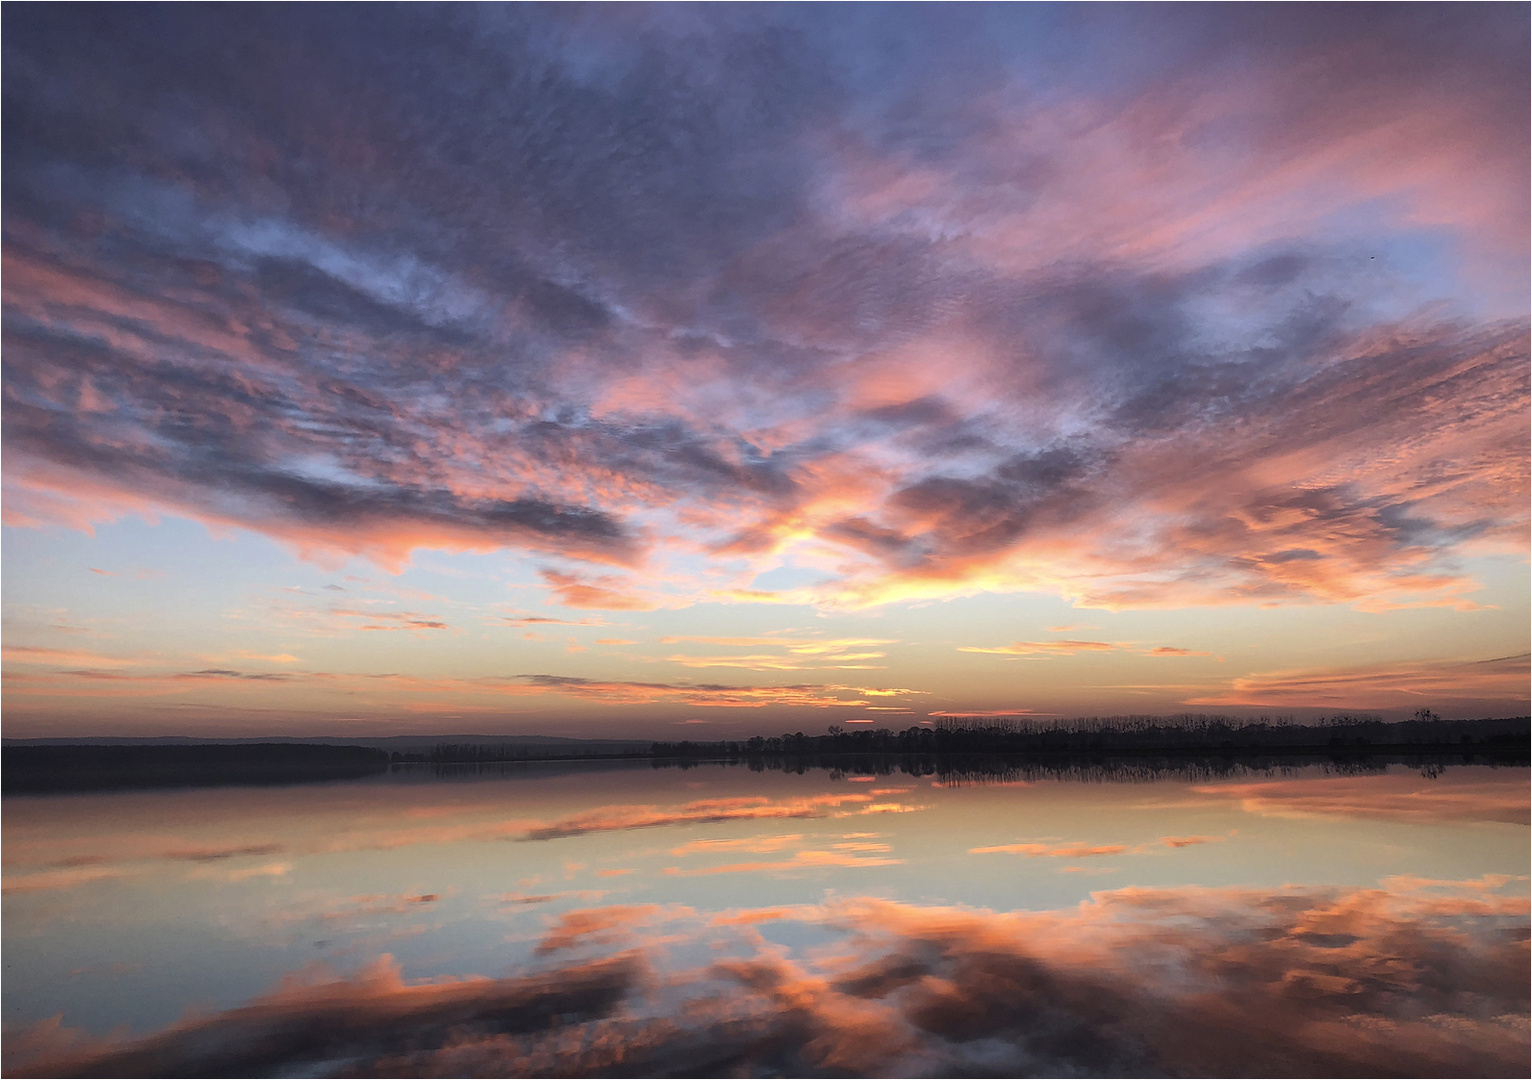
(494, 890, 609, 907)
(1194, 773, 1530, 824)
(11, 880, 1525, 1078)
(536, 905, 683, 954)
(9, 788, 926, 872)
(1, 866, 138, 895)
(185, 861, 290, 883)
(519, 793, 921, 841)
(159, 843, 286, 863)
(669, 833, 804, 857)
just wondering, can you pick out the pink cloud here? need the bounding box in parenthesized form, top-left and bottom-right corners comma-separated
(661, 848, 904, 877)
(970, 842, 1131, 858)
(1187, 653, 1530, 711)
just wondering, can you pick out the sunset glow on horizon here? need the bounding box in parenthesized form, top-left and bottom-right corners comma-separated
(3, 4, 1527, 738)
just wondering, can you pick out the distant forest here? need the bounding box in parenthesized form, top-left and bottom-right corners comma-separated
(406, 713, 1527, 764)
(5, 714, 1526, 793)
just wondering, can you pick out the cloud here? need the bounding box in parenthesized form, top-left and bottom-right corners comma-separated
(326, 608, 449, 632)
(960, 640, 1119, 656)
(655, 636, 898, 671)
(490, 614, 611, 627)
(11, 881, 1526, 1078)
(1, 5, 1523, 617)
(1187, 653, 1530, 710)
(538, 571, 657, 612)
(971, 834, 1229, 857)
(1157, 835, 1223, 849)
(0, 646, 140, 667)
(959, 641, 1208, 659)
(661, 848, 904, 877)
(0, 661, 930, 718)
(971, 842, 1131, 858)
(502, 675, 925, 710)
(927, 709, 1049, 718)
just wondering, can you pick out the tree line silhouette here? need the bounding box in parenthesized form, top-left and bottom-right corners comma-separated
(8, 714, 1524, 792)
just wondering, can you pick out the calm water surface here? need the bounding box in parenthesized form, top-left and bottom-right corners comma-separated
(4, 761, 1527, 1077)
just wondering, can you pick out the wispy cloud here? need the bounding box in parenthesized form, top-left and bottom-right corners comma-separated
(1, 645, 142, 667)
(959, 640, 1210, 658)
(971, 842, 1130, 858)
(539, 571, 657, 612)
(500, 675, 926, 710)
(662, 849, 904, 877)
(658, 636, 898, 672)
(0, 4, 1521, 624)
(971, 835, 1229, 857)
(960, 640, 1119, 656)
(1187, 653, 1530, 709)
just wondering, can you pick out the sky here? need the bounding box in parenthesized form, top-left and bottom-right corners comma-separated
(2, 3, 1527, 738)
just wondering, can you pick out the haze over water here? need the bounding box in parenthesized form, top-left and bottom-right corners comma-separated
(4, 760, 1527, 1076)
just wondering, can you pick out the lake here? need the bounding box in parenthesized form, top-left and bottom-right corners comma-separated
(3, 759, 1527, 1077)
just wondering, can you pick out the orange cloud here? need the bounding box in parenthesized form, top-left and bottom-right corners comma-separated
(500, 675, 925, 710)
(927, 709, 1048, 718)
(328, 608, 448, 632)
(539, 570, 657, 611)
(1187, 653, 1530, 710)
(661, 848, 904, 876)
(971, 835, 1229, 857)
(959, 640, 1119, 656)
(970, 842, 1131, 858)
(1, 645, 141, 668)
(656, 636, 898, 672)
